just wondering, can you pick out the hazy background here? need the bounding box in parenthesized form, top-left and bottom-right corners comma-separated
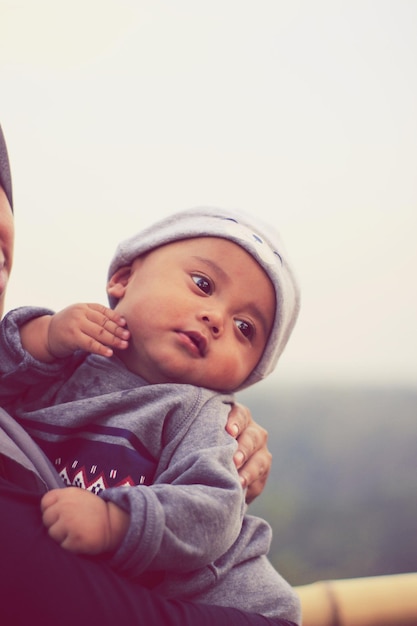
(241, 384, 416, 584)
(1, 0, 416, 392)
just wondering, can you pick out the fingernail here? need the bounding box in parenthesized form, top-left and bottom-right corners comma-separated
(230, 423, 239, 437)
(234, 450, 244, 465)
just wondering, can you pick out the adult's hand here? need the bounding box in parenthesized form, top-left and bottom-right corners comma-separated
(226, 403, 271, 504)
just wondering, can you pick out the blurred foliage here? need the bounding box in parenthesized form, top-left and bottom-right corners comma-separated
(238, 385, 417, 585)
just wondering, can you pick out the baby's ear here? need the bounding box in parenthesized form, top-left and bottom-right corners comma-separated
(107, 265, 132, 300)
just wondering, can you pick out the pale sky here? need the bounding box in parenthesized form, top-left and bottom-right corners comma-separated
(1, 0, 416, 390)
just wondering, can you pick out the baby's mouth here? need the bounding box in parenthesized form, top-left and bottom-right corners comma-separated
(177, 331, 207, 357)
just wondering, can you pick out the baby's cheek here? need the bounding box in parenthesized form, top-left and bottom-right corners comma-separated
(216, 356, 248, 391)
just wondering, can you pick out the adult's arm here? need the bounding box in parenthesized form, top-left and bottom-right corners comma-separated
(0, 477, 296, 626)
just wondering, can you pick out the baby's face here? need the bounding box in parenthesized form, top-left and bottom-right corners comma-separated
(107, 237, 275, 391)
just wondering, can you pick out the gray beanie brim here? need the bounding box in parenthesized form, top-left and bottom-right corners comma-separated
(108, 207, 300, 390)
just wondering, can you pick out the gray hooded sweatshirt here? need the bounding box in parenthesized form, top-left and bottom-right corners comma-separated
(0, 305, 300, 623)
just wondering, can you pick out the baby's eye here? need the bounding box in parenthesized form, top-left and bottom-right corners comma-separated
(235, 319, 254, 340)
(192, 274, 213, 295)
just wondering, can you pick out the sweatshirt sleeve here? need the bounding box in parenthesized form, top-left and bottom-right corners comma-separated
(0, 307, 75, 405)
(101, 390, 245, 579)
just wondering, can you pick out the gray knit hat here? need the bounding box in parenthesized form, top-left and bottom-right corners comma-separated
(108, 207, 300, 390)
(0, 125, 13, 211)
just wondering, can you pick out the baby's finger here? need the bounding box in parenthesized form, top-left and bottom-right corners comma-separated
(47, 519, 70, 546)
(84, 309, 130, 342)
(40, 489, 60, 513)
(84, 321, 130, 344)
(41, 503, 60, 530)
(41, 499, 65, 537)
(86, 303, 127, 328)
(80, 334, 125, 358)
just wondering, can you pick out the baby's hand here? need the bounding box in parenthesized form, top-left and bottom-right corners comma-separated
(41, 487, 129, 554)
(48, 303, 130, 358)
